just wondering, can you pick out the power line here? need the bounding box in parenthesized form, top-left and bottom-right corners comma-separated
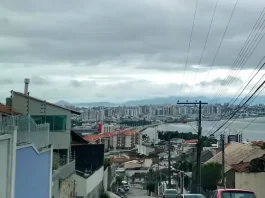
(209, 80, 265, 136)
(217, 84, 265, 136)
(205, 7, 265, 133)
(209, 7, 265, 104)
(188, 0, 219, 97)
(206, 58, 265, 135)
(179, 0, 199, 96)
(205, 0, 239, 78)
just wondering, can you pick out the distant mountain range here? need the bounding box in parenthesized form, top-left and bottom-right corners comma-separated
(56, 95, 265, 107)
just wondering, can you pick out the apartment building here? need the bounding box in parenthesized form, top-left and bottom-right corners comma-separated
(84, 129, 140, 150)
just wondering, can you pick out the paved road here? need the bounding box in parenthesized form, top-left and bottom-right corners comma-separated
(127, 184, 156, 198)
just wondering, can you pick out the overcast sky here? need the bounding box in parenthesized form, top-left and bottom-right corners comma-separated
(1, 0, 265, 103)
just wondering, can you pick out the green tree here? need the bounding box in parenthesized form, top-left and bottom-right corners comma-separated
(201, 162, 222, 190)
(104, 158, 111, 170)
(100, 192, 110, 198)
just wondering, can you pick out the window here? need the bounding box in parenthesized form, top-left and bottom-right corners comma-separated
(222, 191, 256, 198)
(32, 115, 67, 131)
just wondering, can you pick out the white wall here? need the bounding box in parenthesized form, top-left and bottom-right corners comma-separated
(103, 168, 108, 191)
(136, 144, 155, 156)
(235, 172, 265, 198)
(0, 129, 17, 198)
(0, 138, 9, 198)
(75, 167, 104, 197)
(125, 136, 131, 148)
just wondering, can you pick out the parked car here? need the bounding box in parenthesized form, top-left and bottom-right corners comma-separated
(211, 189, 256, 198)
(163, 189, 179, 198)
(123, 184, 130, 191)
(177, 194, 206, 198)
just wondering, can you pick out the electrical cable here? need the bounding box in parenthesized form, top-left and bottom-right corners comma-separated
(179, 0, 199, 96)
(188, 0, 219, 97)
(209, 80, 265, 136)
(209, 7, 265, 104)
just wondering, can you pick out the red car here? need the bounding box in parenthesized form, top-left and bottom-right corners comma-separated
(211, 189, 256, 198)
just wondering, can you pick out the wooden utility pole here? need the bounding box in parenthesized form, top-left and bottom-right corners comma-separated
(177, 101, 208, 193)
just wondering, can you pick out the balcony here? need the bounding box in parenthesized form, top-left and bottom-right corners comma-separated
(1, 115, 50, 150)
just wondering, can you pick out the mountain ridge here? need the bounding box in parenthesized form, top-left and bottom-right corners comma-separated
(55, 95, 265, 107)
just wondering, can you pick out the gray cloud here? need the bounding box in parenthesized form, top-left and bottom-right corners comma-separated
(0, 0, 265, 102)
(0, 0, 264, 70)
(198, 76, 243, 87)
(0, 78, 12, 84)
(69, 80, 97, 88)
(31, 76, 50, 85)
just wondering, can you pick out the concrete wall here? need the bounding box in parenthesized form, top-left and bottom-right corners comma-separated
(52, 160, 76, 198)
(75, 167, 104, 197)
(235, 172, 265, 198)
(103, 168, 108, 191)
(12, 92, 71, 150)
(15, 145, 52, 198)
(58, 175, 75, 198)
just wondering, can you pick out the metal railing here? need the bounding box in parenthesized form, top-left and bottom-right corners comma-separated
(0, 115, 50, 149)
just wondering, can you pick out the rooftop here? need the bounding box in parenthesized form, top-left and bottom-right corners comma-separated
(83, 130, 138, 142)
(0, 104, 19, 115)
(205, 142, 265, 172)
(12, 91, 81, 115)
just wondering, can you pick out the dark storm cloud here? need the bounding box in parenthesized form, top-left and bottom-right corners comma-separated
(0, 0, 265, 71)
(198, 76, 243, 87)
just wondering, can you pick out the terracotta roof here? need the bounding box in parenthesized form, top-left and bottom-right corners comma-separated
(83, 134, 102, 142)
(252, 141, 264, 147)
(122, 130, 139, 136)
(12, 91, 81, 115)
(110, 158, 131, 163)
(0, 104, 19, 115)
(184, 139, 198, 144)
(231, 162, 250, 172)
(83, 132, 118, 142)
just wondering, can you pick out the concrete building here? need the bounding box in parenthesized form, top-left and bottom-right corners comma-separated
(5, 79, 80, 198)
(9, 90, 80, 162)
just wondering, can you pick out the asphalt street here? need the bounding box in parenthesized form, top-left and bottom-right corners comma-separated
(126, 184, 156, 198)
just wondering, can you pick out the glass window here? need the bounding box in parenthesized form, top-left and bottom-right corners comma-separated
(53, 115, 66, 131)
(165, 189, 178, 194)
(31, 115, 67, 132)
(222, 191, 256, 198)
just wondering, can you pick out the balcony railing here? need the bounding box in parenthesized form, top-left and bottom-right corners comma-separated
(0, 115, 50, 149)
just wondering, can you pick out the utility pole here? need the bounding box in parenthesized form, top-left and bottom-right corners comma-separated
(168, 137, 171, 189)
(220, 134, 225, 187)
(177, 100, 208, 193)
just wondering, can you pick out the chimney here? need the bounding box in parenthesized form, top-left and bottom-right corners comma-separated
(24, 78, 30, 94)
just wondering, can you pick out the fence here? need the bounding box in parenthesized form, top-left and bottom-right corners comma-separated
(0, 115, 50, 149)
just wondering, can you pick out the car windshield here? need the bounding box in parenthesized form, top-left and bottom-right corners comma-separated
(222, 191, 256, 198)
(165, 190, 178, 194)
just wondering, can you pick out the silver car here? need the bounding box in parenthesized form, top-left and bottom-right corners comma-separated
(178, 194, 206, 198)
(163, 189, 179, 198)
